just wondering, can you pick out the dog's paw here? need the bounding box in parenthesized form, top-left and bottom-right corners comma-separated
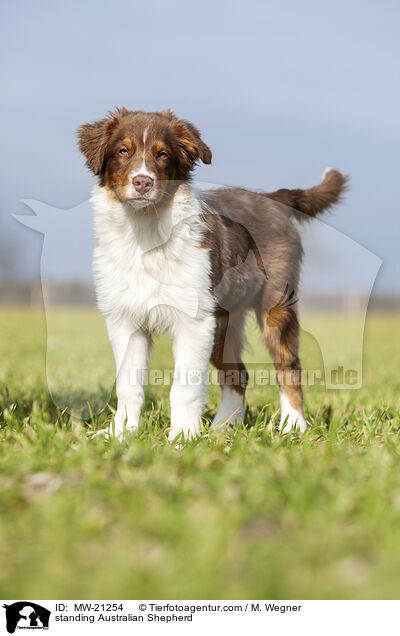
(209, 418, 234, 434)
(210, 387, 244, 432)
(88, 409, 139, 441)
(168, 425, 201, 443)
(279, 393, 308, 435)
(279, 413, 308, 434)
(88, 424, 124, 441)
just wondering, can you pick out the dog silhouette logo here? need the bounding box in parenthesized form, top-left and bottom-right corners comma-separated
(2, 602, 50, 633)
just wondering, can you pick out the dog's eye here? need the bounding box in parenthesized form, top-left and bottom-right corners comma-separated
(118, 147, 129, 155)
(158, 151, 168, 159)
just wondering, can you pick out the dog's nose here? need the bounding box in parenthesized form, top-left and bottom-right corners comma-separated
(132, 174, 153, 195)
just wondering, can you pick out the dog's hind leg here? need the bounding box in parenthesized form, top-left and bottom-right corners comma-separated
(258, 286, 307, 434)
(210, 311, 248, 429)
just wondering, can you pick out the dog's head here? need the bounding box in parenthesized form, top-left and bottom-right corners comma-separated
(77, 108, 211, 208)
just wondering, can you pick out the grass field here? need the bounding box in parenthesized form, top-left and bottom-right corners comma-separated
(1, 307, 400, 599)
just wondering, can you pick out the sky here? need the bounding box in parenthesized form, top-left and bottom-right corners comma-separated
(1, 0, 399, 293)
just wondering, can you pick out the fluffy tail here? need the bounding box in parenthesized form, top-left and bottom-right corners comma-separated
(265, 168, 348, 221)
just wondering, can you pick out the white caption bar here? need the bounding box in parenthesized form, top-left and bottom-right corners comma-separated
(1, 600, 399, 635)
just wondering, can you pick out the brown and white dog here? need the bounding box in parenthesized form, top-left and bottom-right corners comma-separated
(78, 108, 347, 440)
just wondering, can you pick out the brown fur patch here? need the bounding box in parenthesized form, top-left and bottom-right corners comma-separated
(211, 312, 248, 395)
(198, 170, 346, 416)
(261, 304, 304, 413)
(122, 137, 133, 150)
(265, 169, 348, 222)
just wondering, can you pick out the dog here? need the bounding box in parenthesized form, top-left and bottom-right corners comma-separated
(77, 108, 347, 441)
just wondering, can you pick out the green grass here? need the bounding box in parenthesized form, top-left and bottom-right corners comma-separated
(1, 307, 400, 599)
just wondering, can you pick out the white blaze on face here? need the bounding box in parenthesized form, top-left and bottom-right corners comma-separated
(142, 127, 148, 163)
(130, 127, 156, 182)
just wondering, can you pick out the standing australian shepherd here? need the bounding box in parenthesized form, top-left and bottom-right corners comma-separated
(78, 108, 347, 441)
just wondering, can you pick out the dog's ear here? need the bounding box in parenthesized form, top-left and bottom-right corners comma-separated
(77, 110, 124, 175)
(174, 118, 212, 171)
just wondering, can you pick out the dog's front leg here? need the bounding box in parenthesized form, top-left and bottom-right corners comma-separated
(169, 315, 215, 442)
(106, 317, 151, 438)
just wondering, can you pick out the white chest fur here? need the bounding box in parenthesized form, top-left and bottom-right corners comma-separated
(91, 184, 215, 334)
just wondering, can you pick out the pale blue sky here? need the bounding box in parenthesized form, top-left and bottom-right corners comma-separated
(1, 0, 399, 292)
